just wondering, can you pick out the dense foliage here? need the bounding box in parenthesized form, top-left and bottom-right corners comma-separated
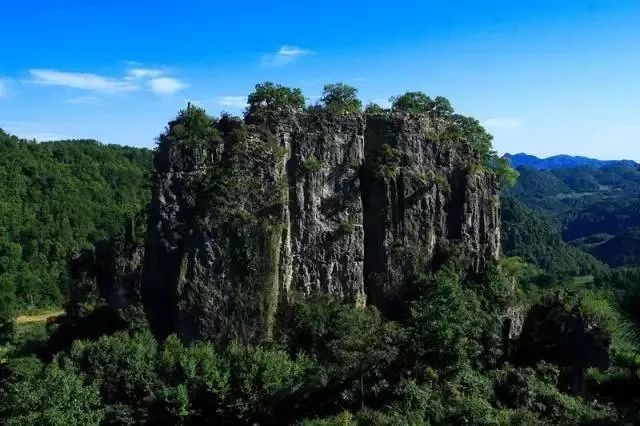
(501, 197, 604, 277)
(504, 162, 640, 267)
(0, 129, 151, 315)
(4, 254, 635, 424)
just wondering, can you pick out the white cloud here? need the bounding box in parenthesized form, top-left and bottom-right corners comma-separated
(483, 118, 523, 130)
(149, 77, 188, 95)
(0, 80, 5, 97)
(277, 45, 314, 58)
(29, 69, 138, 93)
(215, 95, 247, 109)
(263, 45, 314, 66)
(127, 68, 165, 79)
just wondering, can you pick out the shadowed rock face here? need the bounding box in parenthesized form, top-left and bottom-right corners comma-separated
(361, 115, 500, 316)
(73, 109, 501, 343)
(512, 298, 610, 393)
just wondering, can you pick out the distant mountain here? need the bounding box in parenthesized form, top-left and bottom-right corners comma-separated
(504, 153, 637, 170)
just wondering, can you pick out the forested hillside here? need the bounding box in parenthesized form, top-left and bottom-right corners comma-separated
(0, 129, 151, 313)
(500, 197, 604, 277)
(504, 162, 640, 268)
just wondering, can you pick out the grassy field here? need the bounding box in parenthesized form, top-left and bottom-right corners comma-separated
(572, 275, 595, 285)
(1, 310, 62, 363)
(15, 310, 63, 325)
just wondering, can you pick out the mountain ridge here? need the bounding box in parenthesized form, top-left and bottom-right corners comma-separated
(504, 152, 638, 170)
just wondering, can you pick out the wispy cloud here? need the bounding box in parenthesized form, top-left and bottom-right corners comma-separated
(215, 95, 247, 109)
(262, 45, 314, 66)
(28, 69, 138, 93)
(483, 118, 523, 130)
(28, 66, 188, 96)
(127, 68, 165, 79)
(149, 77, 188, 95)
(277, 45, 313, 58)
(0, 80, 5, 97)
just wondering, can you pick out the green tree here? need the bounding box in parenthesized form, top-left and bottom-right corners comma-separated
(1, 359, 104, 426)
(320, 83, 362, 115)
(160, 104, 219, 149)
(390, 91, 434, 114)
(492, 156, 520, 187)
(245, 81, 305, 124)
(409, 266, 484, 370)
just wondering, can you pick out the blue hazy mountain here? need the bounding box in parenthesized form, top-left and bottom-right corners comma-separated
(504, 153, 637, 170)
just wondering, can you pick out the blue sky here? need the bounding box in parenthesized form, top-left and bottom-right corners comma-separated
(1, 1, 639, 159)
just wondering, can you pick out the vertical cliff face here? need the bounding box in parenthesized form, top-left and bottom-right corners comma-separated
(361, 115, 500, 315)
(144, 115, 288, 342)
(142, 107, 501, 342)
(143, 131, 214, 341)
(287, 114, 365, 303)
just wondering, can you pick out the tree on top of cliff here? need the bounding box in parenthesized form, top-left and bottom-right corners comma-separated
(390, 92, 454, 119)
(364, 103, 389, 115)
(320, 83, 362, 115)
(162, 104, 219, 148)
(245, 82, 305, 125)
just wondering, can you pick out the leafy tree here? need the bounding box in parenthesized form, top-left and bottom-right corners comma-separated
(159, 104, 219, 150)
(246, 81, 305, 124)
(409, 266, 485, 370)
(492, 156, 520, 187)
(432, 96, 454, 118)
(320, 83, 362, 115)
(0, 358, 104, 425)
(390, 91, 434, 114)
(63, 330, 158, 421)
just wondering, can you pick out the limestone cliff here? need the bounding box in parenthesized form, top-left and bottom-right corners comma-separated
(141, 107, 501, 342)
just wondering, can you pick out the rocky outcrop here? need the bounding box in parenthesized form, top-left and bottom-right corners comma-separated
(512, 296, 610, 393)
(137, 108, 502, 342)
(68, 217, 146, 323)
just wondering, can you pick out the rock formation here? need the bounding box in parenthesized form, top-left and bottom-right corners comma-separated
(141, 106, 501, 342)
(65, 95, 502, 343)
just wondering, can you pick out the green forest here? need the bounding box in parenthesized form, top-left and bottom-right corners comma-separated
(1, 84, 640, 424)
(504, 164, 640, 269)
